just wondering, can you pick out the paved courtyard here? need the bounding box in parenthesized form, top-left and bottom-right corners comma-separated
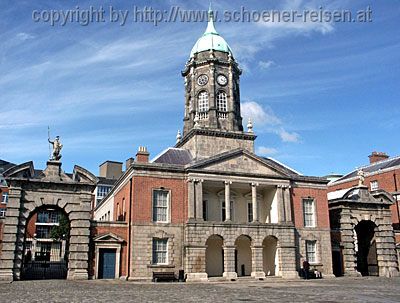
(0, 277, 399, 303)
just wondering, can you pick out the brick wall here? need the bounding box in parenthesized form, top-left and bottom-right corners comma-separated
(0, 187, 8, 211)
(292, 187, 330, 229)
(26, 213, 37, 238)
(0, 218, 3, 257)
(131, 175, 187, 224)
(90, 222, 128, 277)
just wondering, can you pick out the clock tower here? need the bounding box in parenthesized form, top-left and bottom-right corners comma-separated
(176, 7, 256, 159)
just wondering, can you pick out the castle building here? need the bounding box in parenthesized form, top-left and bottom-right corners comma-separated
(93, 9, 334, 281)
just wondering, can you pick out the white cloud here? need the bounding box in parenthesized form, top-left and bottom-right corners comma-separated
(256, 0, 336, 35)
(241, 101, 301, 143)
(256, 146, 278, 156)
(278, 128, 300, 143)
(241, 101, 281, 126)
(258, 60, 276, 70)
(16, 32, 35, 41)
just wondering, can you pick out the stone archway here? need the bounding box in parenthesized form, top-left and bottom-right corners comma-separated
(0, 161, 96, 281)
(263, 236, 279, 276)
(21, 206, 70, 280)
(205, 235, 224, 277)
(235, 235, 252, 277)
(354, 220, 378, 276)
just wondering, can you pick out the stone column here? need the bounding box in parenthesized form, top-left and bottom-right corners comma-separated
(276, 185, 286, 223)
(187, 179, 195, 220)
(223, 246, 237, 280)
(251, 246, 265, 279)
(375, 221, 399, 277)
(283, 186, 292, 222)
(0, 186, 23, 281)
(339, 209, 360, 277)
(251, 183, 259, 223)
(185, 246, 208, 282)
(195, 180, 204, 221)
(279, 228, 299, 279)
(67, 197, 92, 280)
(224, 181, 231, 222)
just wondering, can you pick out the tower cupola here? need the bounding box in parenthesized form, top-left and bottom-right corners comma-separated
(190, 8, 233, 58)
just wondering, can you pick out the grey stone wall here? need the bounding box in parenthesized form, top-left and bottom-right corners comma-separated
(180, 131, 254, 160)
(129, 224, 184, 281)
(184, 222, 299, 280)
(329, 188, 399, 278)
(296, 228, 333, 275)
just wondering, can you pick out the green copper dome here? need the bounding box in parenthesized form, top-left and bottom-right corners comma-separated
(190, 8, 233, 58)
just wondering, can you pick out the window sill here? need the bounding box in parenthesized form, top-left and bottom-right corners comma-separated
(147, 264, 175, 269)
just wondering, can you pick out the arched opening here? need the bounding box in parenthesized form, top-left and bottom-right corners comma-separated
(205, 235, 224, 277)
(22, 206, 70, 280)
(235, 235, 252, 277)
(354, 220, 378, 276)
(263, 236, 279, 276)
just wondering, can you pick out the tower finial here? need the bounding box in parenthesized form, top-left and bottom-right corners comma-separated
(205, 1, 217, 34)
(247, 118, 254, 133)
(176, 130, 182, 144)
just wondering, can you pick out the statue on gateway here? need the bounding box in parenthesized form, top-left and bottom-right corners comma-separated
(48, 135, 63, 161)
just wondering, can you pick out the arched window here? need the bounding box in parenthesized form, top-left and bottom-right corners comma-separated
(217, 91, 227, 112)
(198, 91, 209, 112)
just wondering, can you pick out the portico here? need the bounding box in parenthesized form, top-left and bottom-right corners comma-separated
(187, 176, 292, 224)
(185, 171, 297, 281)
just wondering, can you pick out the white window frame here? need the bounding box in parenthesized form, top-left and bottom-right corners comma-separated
(152, 189, 170, 223)
(152, 238, 168, 265)
(0, 209, 6, 217)
(305, 240, 317, 264)
(1, 192, 8, 204)
(216, 91, 227, 112)
(303, 198, 316, 228)
(370, 180, 379, 191)
(198, 91, 209, 112)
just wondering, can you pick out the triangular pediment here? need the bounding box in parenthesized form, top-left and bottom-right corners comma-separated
(188, 149, 294, 177)
(93, 233, 125, 243)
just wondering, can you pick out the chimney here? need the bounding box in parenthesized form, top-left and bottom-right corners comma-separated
(126, 157, 134, 169)
(99, 161, 123, 179)
(368, 151, 389, 164)
(135, 146, 149, 163)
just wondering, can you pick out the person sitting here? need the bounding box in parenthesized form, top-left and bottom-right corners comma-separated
(314, 268, 321, 278)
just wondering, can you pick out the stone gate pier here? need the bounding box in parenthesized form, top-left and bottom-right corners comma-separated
(0, 160, 96, 281)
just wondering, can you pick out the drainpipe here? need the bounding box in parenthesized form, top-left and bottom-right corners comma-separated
(127, 177, 133, 280)
(393, 173, 400, 228)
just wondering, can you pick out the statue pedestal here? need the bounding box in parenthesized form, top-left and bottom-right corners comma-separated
(42, 161, 63, 181)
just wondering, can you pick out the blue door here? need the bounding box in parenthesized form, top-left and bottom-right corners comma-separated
(99, 249, 116, 279)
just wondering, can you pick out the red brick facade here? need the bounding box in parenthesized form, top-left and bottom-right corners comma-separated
(292, 187, 330, 229)
(90, 223, 128, 277)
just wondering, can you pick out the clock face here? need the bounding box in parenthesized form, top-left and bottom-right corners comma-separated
(197, 74, 209, 86)
(217, 74, 228, 86)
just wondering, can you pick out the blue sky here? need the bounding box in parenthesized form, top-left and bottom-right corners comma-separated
(0, 0, 399, 177)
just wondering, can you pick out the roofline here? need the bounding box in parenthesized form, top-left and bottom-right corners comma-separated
(99, 160, 123, 166)
(150, 147, 188, 163)
(266, 157, 303, 176)
(330, 162, 400, 186)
